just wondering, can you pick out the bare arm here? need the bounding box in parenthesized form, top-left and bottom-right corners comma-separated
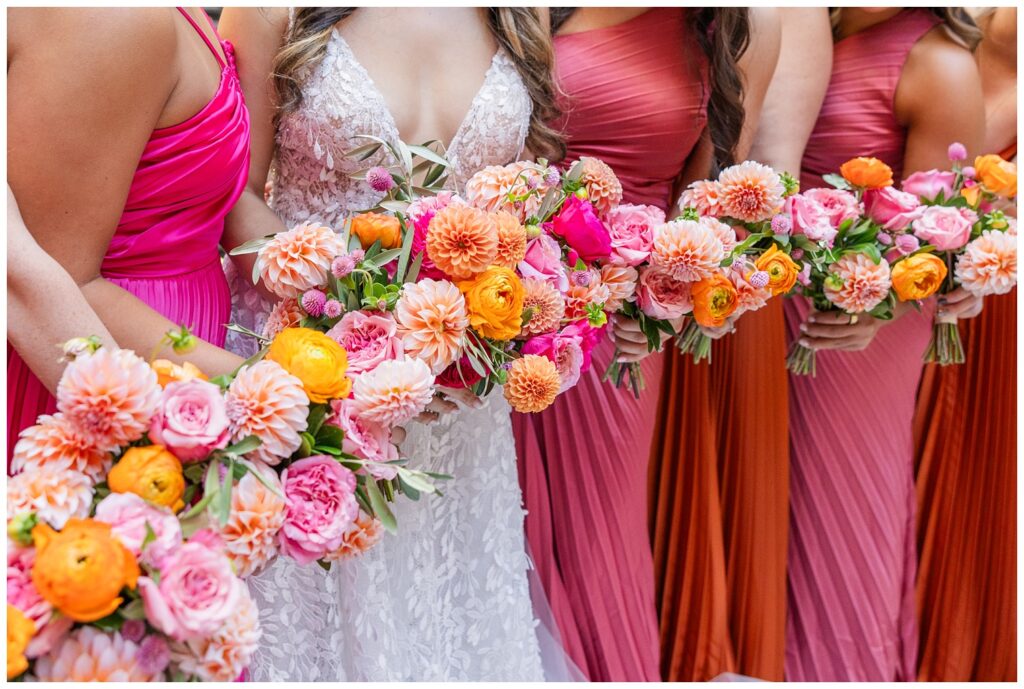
(734, 6, 782, 161)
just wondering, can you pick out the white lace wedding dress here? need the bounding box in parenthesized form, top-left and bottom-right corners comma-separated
(227, 29, 551, 682)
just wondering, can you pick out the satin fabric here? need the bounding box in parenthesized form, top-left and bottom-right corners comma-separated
(783, 10, 942, 681)
(7, 11, 249, 464)
(512, 8, 708, 681)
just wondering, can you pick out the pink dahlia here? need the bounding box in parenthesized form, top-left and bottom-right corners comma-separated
(650, 219, 725, 282)
(213, 463, 286, 577)
(34, 628, 164, 681)
(225, 360, 309, 466)
(10, 413, 110, 483)
(171, 590, 261, 682)
(680, 179, 724, 217)
(956, 230, 1017, 296)
(261, 298, 305, 340)
(324, 515, 384, 561)
(520, 278, 565, 337)
(579, 156, 623, 216)
(824, 253, 893, 312)
(562, 269, 611, 322)
(701, 216, 738, 255)
(465, 162, 546, 221)
(352, 358, 435, 428)
(600, 263, 640, 312)
(731, 259, 772, 315)
(7, 466, 92, 529)
(394, 279, 469, 374)
(716, 161, 785, 222)
(256, 222, 344, 299)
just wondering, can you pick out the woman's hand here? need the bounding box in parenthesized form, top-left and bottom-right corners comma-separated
(611, 316, 651, 363)
(411, 387, 484, 424)
(937, 287, 983, 321)
(797, 310, 887, 352)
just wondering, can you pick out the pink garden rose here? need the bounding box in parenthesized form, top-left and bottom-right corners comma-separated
(278, 456, 359, 564)
(325, 311, 404, 375)
(8, 544, 74, 657)
(802, 188, 861, 228)
(636, 266, 693, 320)
(901, 169, 957, 201)
(149, 380, 230, 462)
(911, 205, 977, 251)
(863, 186, 922, 231)
(519, 234, 570, 292)
(786, 194, 837, 246)
(94, 492, 182, 568)
(139, 541, 243, 641)
(328, 399, 398, 479)
(605, 204, 664, 266)
(551, 195, 613, 262)
(521, 322, 604, 391)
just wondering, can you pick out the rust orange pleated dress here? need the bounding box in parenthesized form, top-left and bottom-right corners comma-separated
(912, 142, 1017, 682)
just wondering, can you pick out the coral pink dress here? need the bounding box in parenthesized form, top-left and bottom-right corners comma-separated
(783, 9, 940, 681)
(511, 8, 708, 681)
(6, 8, 250, 465)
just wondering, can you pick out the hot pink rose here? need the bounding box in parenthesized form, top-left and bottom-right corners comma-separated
(278, 455, 359, 564)
(551, 195, 613, 262)
(521, 322, 603, 391)
(325, 311, 404, 374)
(863, 186, 922, 231)
(786, 194, 837, 245)
(94, 492, 182, 569)
(139, 541, 243, 641)
(519, 234, 570, 292)
(802, 188, 861, 228)
(149, 380, 230, 462)
(328, 399, 398, 479)
(636, 266, 693, 320)
(901, 169, 957, 201)
(7, 544, 74, 657)
(912, 205, 977, 251)
(435, 354, 484, 390)
(408, 194, 456, 281)
(605, 204, 664, 266)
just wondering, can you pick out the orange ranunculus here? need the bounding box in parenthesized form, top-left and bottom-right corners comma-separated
(891, 252, 948, 301)
(351, 212, 403, 250)
(973, 154, 1017, 198)
(691, 273, 739, 328)
(840, 157, 894, 189)
(7, 604, 34, 679)
(961, 184, 982, 206)
(107, 445, 186, 512)
(151, 359, 208, 388)
(266, 327, 351, 403)
(458, 266, 525, 340)
(31, 519, 140, 623)
(754, 244, 800, 295)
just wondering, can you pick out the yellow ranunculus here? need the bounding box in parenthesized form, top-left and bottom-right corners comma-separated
(973, 154, 1017, 198)
(891, 253, 948, 302)
(691, 273, 739, 328)
(458, 266, 525, 340)
(267, 327, 351, 403)
(351, 212, 403, 250)
(7, 604, 34, 679)
(107, 445, 186, 512)
(840, 156, 894, 189)
(31, 520, 140, 623)
(754, 244, 800, 295)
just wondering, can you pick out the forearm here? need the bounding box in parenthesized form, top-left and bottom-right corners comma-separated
(223, 188, 289, 303)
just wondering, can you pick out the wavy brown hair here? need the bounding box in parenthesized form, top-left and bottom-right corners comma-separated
(829, 8, 982, 50)
(550, 8, 751, 169)
(272, 8, 564, 160)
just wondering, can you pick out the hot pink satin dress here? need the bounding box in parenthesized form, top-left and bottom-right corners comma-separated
(511, 8, 708, 681)
(784, 9, 941, 681)
(6, 8, 250, 464)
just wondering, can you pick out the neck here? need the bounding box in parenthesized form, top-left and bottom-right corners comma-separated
(835, 8, 904, 41)
(978, 8, 1017, 65)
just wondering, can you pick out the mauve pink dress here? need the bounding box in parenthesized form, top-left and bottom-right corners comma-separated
(7, 8, 250, 465)
(511, 8, 708, 681)
(784, 9, 941, 681)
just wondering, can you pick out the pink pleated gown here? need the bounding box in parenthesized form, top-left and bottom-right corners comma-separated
(511, 8, 708, 681)
(7, 8, 250, 464)
(784, 9, 941, 681)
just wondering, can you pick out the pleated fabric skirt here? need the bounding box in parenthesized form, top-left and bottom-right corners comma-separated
(913, 288, 1017, 681)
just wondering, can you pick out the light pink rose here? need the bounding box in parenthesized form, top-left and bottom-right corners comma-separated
(519, 234, 570, 292)
(802, 188, 861, 228)
(94, 492, 182, 568)
(140, 541, 243, 641)
(325, 311, 404, 375)
(149, 380, 230, 462)
(636, 266, 693, 320)
(863, 186, 922, 231)
(912, 205, 977, 251)
(278, 456, 359, 564)
(786, 194, 837, 246)
(901, 169, 957, 201)
(7, 544, 74, 657)
(605, 204, 664, 266)
(894, 233, 921, 256)
(328, 399, 398, 479)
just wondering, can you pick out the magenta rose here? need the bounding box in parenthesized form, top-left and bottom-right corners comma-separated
(7, 546, 74, 657)
(802, 188, 861, 228)
(911, 205, 977, 251)
(785, 194, 837, 246)
(605, 204, 664, 266)
(407, 192, 456, 281)
(636, 266, 693, 320)
(863, 186, 922, 231)
(278, 455, 359, 564)
(901, 169, 957, 201)
(139, 541, 243, 641)
(551, 195, 613, 262)
(519, 234, 570, 292)
(521, 321, 602, 391)
(325, 311, 404, 375)
(94, 492, 182, 568)
(148, 379, 230, 462)
(435, 354, 484, 390)
(328, 399, 398, 479)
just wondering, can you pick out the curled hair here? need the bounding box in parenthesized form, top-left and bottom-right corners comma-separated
(271, 9, 564, 160)
(829, 8, 982, 51)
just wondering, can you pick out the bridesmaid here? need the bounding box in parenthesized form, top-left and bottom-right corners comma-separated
(913, 6, 1017, 681)
(7, 7, 252, 460)
(784, 8, 984, 681)
(512, 8, 766, 681)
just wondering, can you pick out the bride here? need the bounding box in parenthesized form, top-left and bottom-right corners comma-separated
(218, 8, 570, 681)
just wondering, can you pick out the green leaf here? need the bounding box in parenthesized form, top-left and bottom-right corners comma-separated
(180, 463, 221, 520)
(307, 405, 329, 436)
(91, 612, 124, 632)
(317, 559, 332, 572)
(380, 199, 410, 214)
(404, 252, 424, 284)
(395, 467, 438, 494)
(213, 460, 234, 526)
(316, 423, 345, 448)
(223, 435, 262, 457)
(822, 173, 851, 190)
(141, 521, 157, 552)
(364, 479, 398, 533)
(395, 140, 414, 174)
(120, 598, 147, 621)
(395, 216, 417, 282)
(373, 248, 404, 266)
(313, 445, 344, 456)
(406, 144, 451, 168)
(423, 163, 447, 188)
(228, 235, 273, 256)
(344, 141, 383, 161)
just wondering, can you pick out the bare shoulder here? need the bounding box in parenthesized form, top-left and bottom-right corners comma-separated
(219, 6, 290, 40)
(748, 6, 782, 37)
(903, 24, 979, 92)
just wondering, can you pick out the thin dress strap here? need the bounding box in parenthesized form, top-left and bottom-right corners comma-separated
(175, 7, 225, 68)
